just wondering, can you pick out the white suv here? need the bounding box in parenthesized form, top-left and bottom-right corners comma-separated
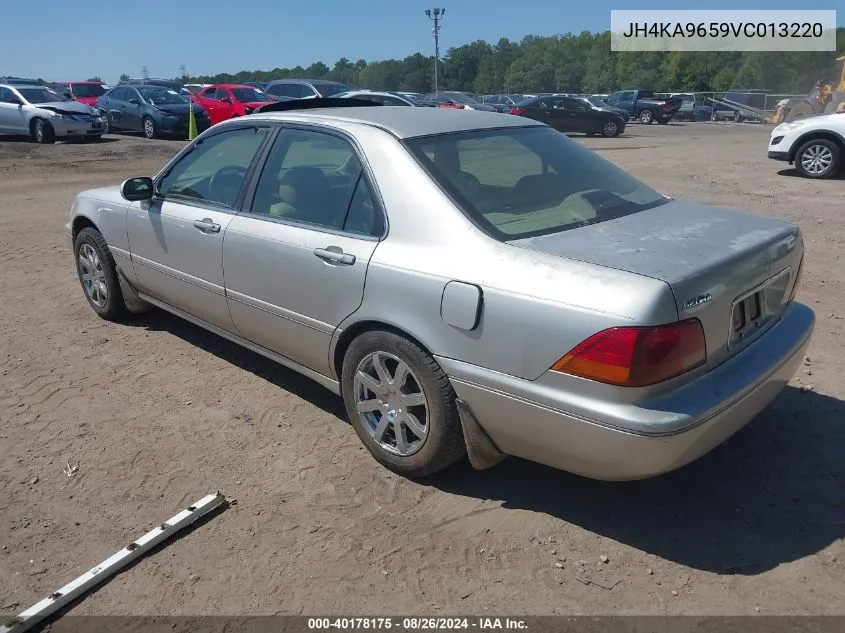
(768, 112, 845, 179)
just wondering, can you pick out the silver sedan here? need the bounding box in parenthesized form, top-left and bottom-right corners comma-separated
(0, 83, 106, 143)
(65, 106, 814, 480)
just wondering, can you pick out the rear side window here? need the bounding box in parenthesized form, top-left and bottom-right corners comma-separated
(405, 127, 667, 241)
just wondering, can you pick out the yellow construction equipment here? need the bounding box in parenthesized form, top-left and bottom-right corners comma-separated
(767, 54, 845, 123)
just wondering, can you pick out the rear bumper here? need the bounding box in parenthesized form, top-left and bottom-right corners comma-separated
(768, 150, 790, 161)
(439, 302, 814, 481)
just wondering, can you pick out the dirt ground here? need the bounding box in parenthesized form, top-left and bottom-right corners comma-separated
(0, 122, 843, 618)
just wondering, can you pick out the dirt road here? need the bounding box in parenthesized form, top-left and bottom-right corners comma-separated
(0, 123, 843, 617)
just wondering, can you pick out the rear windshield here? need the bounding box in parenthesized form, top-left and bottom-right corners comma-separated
(404, 126, 667, 241)
(72, 83, 107, 97)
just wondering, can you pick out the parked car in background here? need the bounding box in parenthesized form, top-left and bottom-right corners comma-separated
(396, 91, 421, 100)
(670, 93, 713, 122)
(0, 82, 106, 143)
(336, 90, 425, 106)
(604, 89, 683, 124)
(193, 84, 275, 125)
(65, 104, 813, 481)
(585, 95, 629, 119)
(264, 79, 350, 100)
(510, 95, 626, 137)
(768, 111, 845, 179)
(479, 94, 525, 112)
(119, 78, 193, 98)
(97, 85, 210, 139)
(243, 81, 267, 91)
(185, 83, 210, 95)
(57, 81, 109, 107)
(419, 91, 497, 111)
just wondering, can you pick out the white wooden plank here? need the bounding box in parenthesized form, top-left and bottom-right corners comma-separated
(1, 492, 226, 633)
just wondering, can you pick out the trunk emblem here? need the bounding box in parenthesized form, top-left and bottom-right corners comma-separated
(682, 293, 712, 310)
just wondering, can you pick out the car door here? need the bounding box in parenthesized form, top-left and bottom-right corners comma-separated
(0, 87, 27, 133)
(122, 87, 145, 131)
(100, 87, 123, 129)
(223, 126, 384, 377)
(127, 123, 273, 332)
(560, 97, 593, 133)
(197, 87, 222, 124)
(217, 87, 237, 120)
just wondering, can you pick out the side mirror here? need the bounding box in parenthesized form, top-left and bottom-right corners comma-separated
(121, 177, 154, 201)
(221, 96, 232, 104)
(128, 98, 140, 105)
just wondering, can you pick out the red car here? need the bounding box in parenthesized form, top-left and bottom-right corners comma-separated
(57, 81, 109, 107)
(192, 84, 275, 125)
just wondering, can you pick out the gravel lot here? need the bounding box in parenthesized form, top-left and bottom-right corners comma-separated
(0, 122, 843, 617)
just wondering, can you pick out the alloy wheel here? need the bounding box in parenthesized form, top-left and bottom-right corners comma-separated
(353, 351, 429, 456)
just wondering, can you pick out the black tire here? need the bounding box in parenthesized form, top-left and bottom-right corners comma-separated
(31, 118, 55, 144)
(73, 227, 128, 321)
(638, 110, 653, 124)
(341, 330, 466, 478)
(142, 117, 156, 139)
(794, 138, 841, 179)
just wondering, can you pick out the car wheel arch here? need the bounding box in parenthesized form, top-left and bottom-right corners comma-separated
(788, 130, 845, 163)
(72, 215, 99, 241)
(332, 320, 436, 382)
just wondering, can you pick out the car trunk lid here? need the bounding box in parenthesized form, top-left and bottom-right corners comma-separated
(508, 200, 803, 369)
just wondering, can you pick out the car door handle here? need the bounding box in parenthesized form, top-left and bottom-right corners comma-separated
(314, 247, 355, 265)
(193, 218, 221, 233)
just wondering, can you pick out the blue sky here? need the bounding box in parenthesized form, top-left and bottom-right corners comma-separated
(2, 0, 841, 84)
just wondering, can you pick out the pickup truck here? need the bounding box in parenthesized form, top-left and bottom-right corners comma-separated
(604, 89, 683, 124)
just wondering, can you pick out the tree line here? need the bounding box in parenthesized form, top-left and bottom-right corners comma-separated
(169, 28, 845, 96)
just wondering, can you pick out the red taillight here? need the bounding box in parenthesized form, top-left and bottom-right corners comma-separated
(660, 102, 670, 110)
(510, 107, 527, 115)
(551, 319, 707, 387)
(788, 255, 804, 302)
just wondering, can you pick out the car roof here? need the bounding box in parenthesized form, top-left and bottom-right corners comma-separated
(245, 106, 542, 139)
(62, 81, 104, 84)
(5, 84, 49, 90)
(265, 78, 345, 85)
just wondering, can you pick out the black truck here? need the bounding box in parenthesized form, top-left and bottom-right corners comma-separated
(603, 89, 683, 124)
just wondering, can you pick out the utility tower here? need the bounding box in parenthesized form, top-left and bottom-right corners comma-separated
(425, 8, 445, 92)
(141, 65, 150, 79)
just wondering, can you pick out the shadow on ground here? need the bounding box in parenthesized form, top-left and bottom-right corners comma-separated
(129, 310, 843, 576)
(130, 310, 346, 419)
(778, 168, 845, 180)
(430, 385, 844, 575)
(0, 135, 120, 144)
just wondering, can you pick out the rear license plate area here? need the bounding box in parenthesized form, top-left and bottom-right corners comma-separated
(728, 268, 792, 350)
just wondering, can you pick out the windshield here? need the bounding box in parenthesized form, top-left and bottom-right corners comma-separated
(315, 83, 349, 97)
(231, 87, 273, 102)
(140, 88, 187, 105)
(18, 87, 68, 104)
(405, 126, 667, 241)
(72, 84, 107, 98)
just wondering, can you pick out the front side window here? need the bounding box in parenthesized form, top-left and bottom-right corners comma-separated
(157, 126, 270, 208)
(0, 87, 17, 104)
(405, 126, 667, 241)
(250, 128, 381, 235)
